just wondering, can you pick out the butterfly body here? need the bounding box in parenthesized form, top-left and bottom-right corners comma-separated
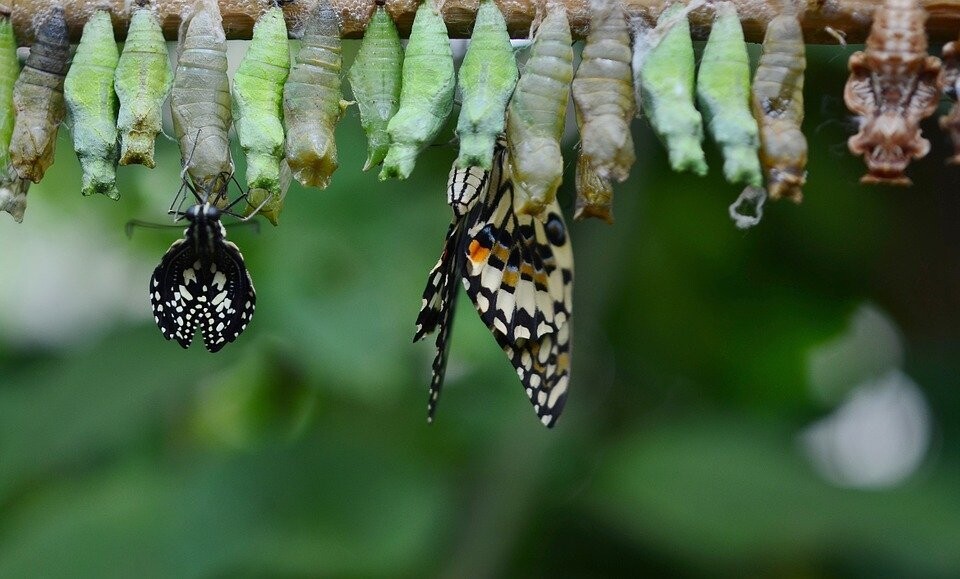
(150, 202, 256, 352)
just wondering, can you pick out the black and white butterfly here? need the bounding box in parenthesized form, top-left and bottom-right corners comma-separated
(149, 172, 257, 352)
(415, 141, 574, 428)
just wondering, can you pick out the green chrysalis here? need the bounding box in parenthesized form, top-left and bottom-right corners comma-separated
(696, 2, 761, 188)
(505, 5, 573, 216)
(245, 159, 291, 226)
(0, 8, 29, 222)
(10, 6, 70, 184)
(64, 9, 121, 199)
(380, 0, 455, 180)
(233, 5, 290, 202)
(638, 3, 707, 176)
(347, 0, 402, 171)
(171, 0, 233, 194)
(283, 0, 346, 189)
(115, 5, 173, 168)
(454, 0, 517, 170)
(574, 153, 613, 223)
(752, 11, 806, 202)
(571, 0, 635, 184)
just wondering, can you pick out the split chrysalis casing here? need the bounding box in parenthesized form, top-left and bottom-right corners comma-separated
(0, 8, 28, 222)
(10, 6, 70, 184)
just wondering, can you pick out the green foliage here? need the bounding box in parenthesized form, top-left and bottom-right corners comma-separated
(64, 9, 120, 200)
(115, 7, 173, 169)
(455, 0, 517, 170)
(347, 2, 402, 171)
(284, 0, 345, 189)
(696, 2, 761, 187)
(233, 6, 290, 200)
(639, 3, 707, 176)
(505, 5, 573, 215)
(380, 0, 455, 181)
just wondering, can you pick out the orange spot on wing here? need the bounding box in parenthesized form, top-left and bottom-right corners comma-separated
(468, 240, 490, 264)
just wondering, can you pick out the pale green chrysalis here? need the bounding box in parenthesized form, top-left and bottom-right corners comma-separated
(696, 2, 761, 188)
(171, 0, 233, 194)
(505, 4, 573, 216)
(455, 0, 517, 170)
(115, 5, 173, 168)
(233, 5, 290, 203)
(0, 8, 29, 222)
(347, 0, 402, 171)
(380, 0, 455, 180)
(638, 3, 707, 176)
(10, 6, 70, 184)
(283, 0, 346, 189)
(572, 0, 635, 184)
(245, 159, 292, 226)
(64, 9, 121, 199)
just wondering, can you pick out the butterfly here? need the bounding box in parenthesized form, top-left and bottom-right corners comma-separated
(415, 142, 574, 427)
(149, 172, 256, 352)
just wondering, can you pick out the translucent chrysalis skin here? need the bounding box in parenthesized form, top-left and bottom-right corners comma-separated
(10, 6, 70, 184)
(245, 159, 292, 226)
(380, 0, 455, 180)
(941, 42, 960, 163)
(233, 6, 290, 200)
(0, 10, 29, 222)
(505, 5, 573, 216)
(455, 0, 517, 170)
(283, 0, 345, 189)
(348, 1, 402, 171)
(695, 2, 762, 188)
(574, 153, 613, 223)
(64, 10, 121, 200)
(171, 0, 233, 193)
(115, 7, 173, 168)
(571, 0, 635, 184)
(845, 0, 941, 185)
(639, 3, 707, 176)
(752, 12, 807, 203)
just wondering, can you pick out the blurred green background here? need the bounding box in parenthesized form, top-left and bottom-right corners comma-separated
(1, 39, 960, 578)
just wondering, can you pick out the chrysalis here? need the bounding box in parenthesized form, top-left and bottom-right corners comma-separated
(115, 4, 173, 168)
(10, 6, 70, 184)
(571, 0, 634, 222)
(0, 7, 28, 222)
(245, 159, 292, 226)
(64, 9, 120, 199)
(505, 4, 573, 216)
(845, 0, 941, 185)
(171, 0, 233, 193)
(347, 0, 402, 171)
(380, 0, 455, 180)
(695, 2, 762, 188)
(284, 0, 346, 189)
(638, 3, 707, 176)
(233, 5, 290, 201)
(454, 0, 517, 170)
(752, 11, 807, 202)
(941, 41, 960, 163)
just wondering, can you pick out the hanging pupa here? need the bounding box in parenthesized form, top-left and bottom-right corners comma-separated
(752, 11, 807, 202)
(845, 0, 941, 185)
(505, 4, 574, 216)
(64, 9, 121, 199)
(380, 0, 455, 180)
(233, 4, 290, 204)
(171, 0, 233, 194)
(695, 2, 761, 187)
(10, 6, 70, 184)
(284, 0, 347, 189)
(0, 7, 28, 222)
(637, 3, 707, 176)
(455, 0, 517, 170)
(942, 41, 960, 163)
(347, 0, 402, 171)
(574, 154, 613, 222)
(115, 3, 173, 168)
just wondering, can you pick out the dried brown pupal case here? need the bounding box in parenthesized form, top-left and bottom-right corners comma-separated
(10, 6, 70, 183)
(845, 0, 941, 186)
(940, 41, 960, 164)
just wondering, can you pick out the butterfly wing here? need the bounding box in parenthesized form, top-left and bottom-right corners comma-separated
(150, 235, 202, 349)
(199, 238, 256, 353)
(497, 321, 571, 427)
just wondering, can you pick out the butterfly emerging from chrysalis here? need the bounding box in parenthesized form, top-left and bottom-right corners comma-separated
(415, 141, 574, 428)
(149, 171, 257, 352)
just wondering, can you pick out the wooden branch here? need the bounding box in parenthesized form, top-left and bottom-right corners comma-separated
(8, 0, 960, 45)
